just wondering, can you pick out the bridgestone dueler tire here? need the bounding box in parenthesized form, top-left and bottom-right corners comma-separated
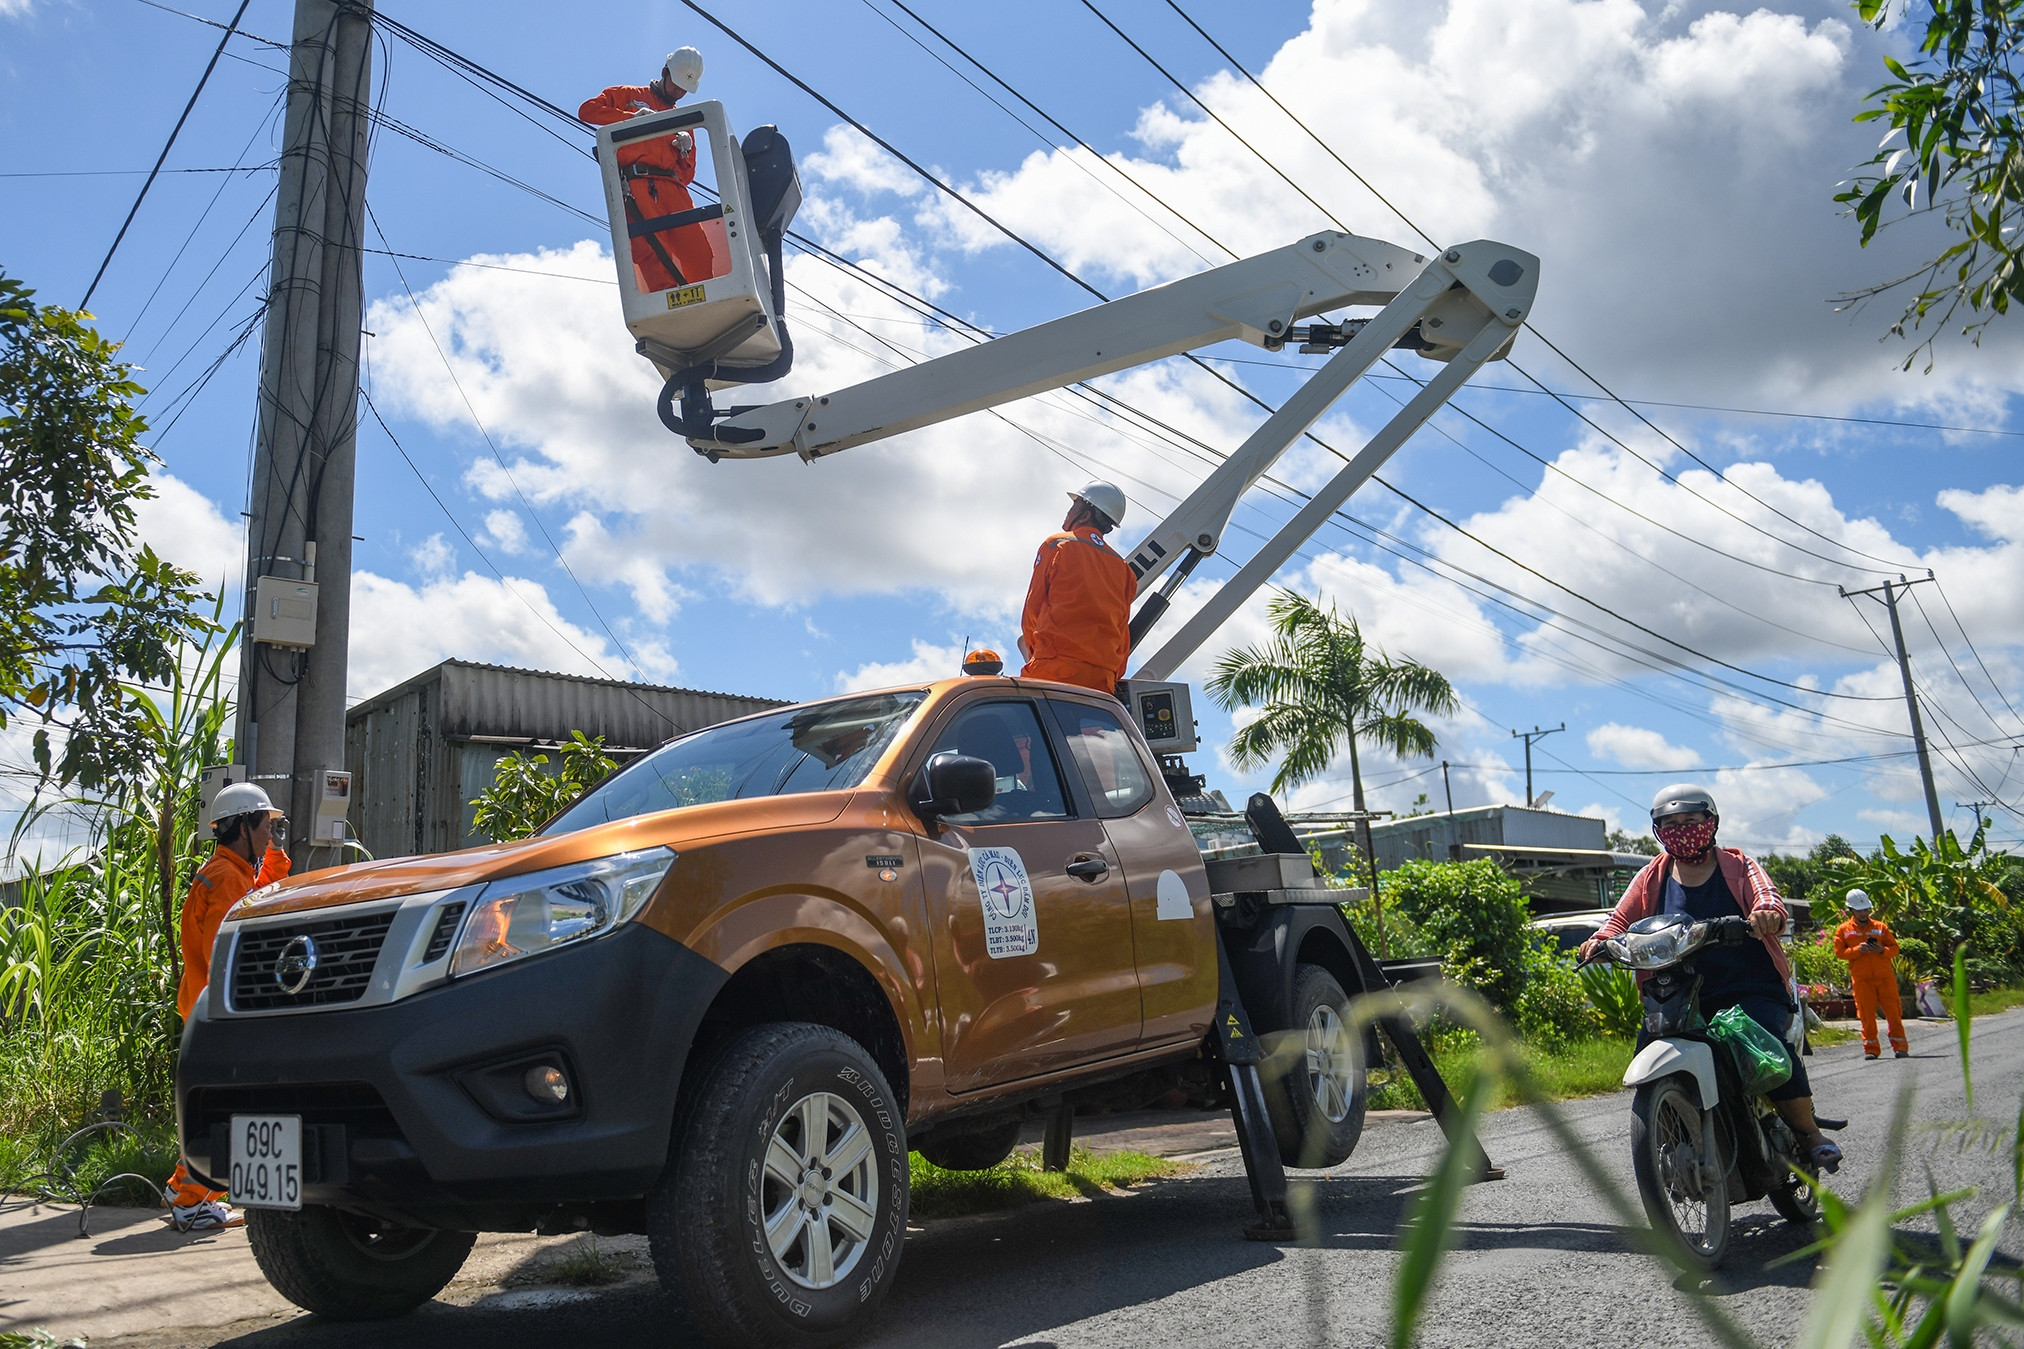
(1262, 964, 1368, 1168)
(916, 1119, 1021, 1172)
(651, 1022, 909, 1349)
(245, 1205, 475, 1320)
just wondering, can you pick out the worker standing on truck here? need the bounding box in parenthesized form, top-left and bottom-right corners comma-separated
(1834, 889, 1909, 1060)
(1018, 480, 1137, 694)
(579, 47, 713, 293)
(161, 783, 292, 1232)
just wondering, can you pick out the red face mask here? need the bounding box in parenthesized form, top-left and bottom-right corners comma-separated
(1655, 817, 1718, 862)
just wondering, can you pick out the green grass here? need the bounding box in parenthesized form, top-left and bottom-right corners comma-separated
(907, 1145, 1191, 1220)
(1811, 1025, 1859, 1047)
(1938, 983, 2024, 1018)
(1368, 1035, 1637, 1112)
(0, 1115, 176, 1208)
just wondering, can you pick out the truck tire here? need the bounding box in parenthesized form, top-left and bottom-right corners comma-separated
(244, 1206, 475, 1320)
(651, 1022, 908, 1348)
(1263, 963, 1367, 1168)
(916, 1118, 1021, 1172)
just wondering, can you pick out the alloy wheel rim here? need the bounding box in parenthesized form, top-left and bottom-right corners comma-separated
(1306, 1003, 1356, 1124)
(761, 1089, 879, 1291)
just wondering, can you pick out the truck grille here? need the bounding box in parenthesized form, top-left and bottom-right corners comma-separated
(230, 909, 396, 1011)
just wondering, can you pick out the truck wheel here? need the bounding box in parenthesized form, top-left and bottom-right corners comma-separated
(1263, 964, 1368, 1168)
(651, 1022, 908, 1348)
(244, 1206, 475, 1320)
(916, 1118, 1021, 1172)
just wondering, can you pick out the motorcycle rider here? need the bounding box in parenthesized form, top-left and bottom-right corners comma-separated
(1583, 784, 1842, 1173)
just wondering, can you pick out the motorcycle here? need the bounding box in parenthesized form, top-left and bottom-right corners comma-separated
(1587, 912, 1845, 1269)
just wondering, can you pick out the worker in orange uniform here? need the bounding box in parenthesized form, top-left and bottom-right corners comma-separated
(162, 783, 292, 1231)
(1834, 888, 1909, 1060)
(1019, 480, 1138, 695)
(579, 47, 716, 293)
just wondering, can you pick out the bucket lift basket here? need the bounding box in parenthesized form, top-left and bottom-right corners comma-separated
(595, 98, 802, 442)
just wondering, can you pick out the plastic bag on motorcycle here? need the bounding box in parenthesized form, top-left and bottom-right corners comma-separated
(1706, 1006, 1792, 1096)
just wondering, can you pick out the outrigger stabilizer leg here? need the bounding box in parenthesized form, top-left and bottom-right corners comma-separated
(1211, 938, 1297, 1242)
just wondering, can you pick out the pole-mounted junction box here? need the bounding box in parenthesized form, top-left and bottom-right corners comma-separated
(252, 576, 319, 649)
(312, 768, 352, 845)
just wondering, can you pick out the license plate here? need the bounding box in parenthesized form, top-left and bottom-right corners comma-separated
(229, 1114, 303, 1210)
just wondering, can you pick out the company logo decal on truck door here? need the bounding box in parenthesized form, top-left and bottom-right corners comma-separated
(969, 847, 1038, 958)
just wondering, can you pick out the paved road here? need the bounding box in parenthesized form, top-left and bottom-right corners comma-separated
(81, 1011, 2024, 1347)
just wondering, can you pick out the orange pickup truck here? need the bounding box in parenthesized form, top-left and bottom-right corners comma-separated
(176, 675, 1381, 1346)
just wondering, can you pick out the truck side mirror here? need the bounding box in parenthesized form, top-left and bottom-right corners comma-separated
(909, 753, 996, 821)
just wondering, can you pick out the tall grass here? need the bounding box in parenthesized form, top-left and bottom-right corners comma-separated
(1, 621, 236, 1156)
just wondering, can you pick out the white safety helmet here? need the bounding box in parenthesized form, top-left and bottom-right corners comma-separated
(209, 781, 282, 827)
(663, 47, 704, 95)
(1845, 888, 1874, 911)
(1069, 480, 1127, 532)
(1650, 782, 1717, 823)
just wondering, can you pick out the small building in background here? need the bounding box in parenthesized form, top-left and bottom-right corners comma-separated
(343, 660, 786, 861)
(1329, 804, 1648, 915)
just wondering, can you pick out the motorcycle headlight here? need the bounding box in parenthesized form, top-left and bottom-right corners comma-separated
(1622, 924, 1694, 970)
(451, 847, 675, 978)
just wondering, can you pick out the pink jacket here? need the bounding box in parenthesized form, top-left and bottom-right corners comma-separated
(1594, 848, 1791, 985)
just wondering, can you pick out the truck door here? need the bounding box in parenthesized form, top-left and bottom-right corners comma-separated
(911, 698, 1140, 1092)
(1046, 697, 1216, 1051)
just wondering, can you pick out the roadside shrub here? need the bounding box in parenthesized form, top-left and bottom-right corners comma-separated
(1788, 932, 1846, 992)
(1578, 961, 1643, 1039)
(1384, 859, 1532, 1010)
(1513, 946, 1599, 1047)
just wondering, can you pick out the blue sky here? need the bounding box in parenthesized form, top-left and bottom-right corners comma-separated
(4, 0, 2021, 853)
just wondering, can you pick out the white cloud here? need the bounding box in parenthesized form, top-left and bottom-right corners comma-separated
(346, 568, 633, 700)
(1938, 483, 2024, 542)
(837, 638, 1002, 693)
(134, 472, 242, 596)
(408, 533, 454, 577)
(1588, 721, 1702, 770)
(481, 510, 527, 554)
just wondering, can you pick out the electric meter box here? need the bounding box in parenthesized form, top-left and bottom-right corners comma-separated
(199, 764, 247, 826)
(595, 99, 792, 381)
(1122, 679, 1199, 755)
(253, 576, 319, 649)
(312, 768, 351, 845)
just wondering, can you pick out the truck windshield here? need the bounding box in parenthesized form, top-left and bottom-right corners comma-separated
(543, 690, 927, 834)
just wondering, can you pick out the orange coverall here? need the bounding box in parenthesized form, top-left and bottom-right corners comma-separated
(1834, 913, 1908, 1057)
(1019, 525, 1138, 694)
(167, 843, 290, 1209)
(578, 84, 716, 293)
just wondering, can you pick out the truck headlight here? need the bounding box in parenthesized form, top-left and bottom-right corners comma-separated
(450, 848, 675, 978)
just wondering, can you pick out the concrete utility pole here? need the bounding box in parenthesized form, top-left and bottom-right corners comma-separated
(1511, 724, 1563, 810)
(235, 0, 373, 870)
(1958, 800, 1994, 836)
(1841, 576, 1944, 842)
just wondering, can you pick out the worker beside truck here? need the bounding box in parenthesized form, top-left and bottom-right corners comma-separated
(1018, 480, 1138, 695)
(164, 783, 292, 1232)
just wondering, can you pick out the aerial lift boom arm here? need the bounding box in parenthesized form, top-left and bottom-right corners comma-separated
(685, 230, 1538, 677)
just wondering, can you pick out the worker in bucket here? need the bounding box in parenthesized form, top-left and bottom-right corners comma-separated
(162, 783, 293, 1231)
(1018, 480, 1138, 695)
(1834, 889, 1909, 1060)
(579, 47, 716, 293)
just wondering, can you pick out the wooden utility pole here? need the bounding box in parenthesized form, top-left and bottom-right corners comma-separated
(235, 0, 373, 870)
(1841, 575, 1944, 842)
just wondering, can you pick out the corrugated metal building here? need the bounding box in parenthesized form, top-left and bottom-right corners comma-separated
(343, 660, 786, 861)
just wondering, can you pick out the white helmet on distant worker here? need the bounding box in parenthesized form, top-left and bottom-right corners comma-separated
(1069, 480, 1127, 532)
(1845, 888, 1874, 911)
(663, 47, 704, 95)
(209, 781, 282, 827)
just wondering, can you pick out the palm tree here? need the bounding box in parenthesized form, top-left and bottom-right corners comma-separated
(1206, 592, 1458, 952)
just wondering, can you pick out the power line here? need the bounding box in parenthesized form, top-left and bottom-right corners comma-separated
(80, 0, 254, 310)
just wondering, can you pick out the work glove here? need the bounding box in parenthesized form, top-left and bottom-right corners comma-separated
(672, 129, 694, 157)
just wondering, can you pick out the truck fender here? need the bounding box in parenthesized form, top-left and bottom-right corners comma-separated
(1624, 1037, 1719, 1109)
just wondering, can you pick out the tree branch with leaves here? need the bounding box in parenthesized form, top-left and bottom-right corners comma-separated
(1838, 0, 2023, 366)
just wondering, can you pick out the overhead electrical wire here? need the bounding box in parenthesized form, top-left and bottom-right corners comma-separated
(1154, 0, 1930, 578)
(80, 0, 255, 310)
